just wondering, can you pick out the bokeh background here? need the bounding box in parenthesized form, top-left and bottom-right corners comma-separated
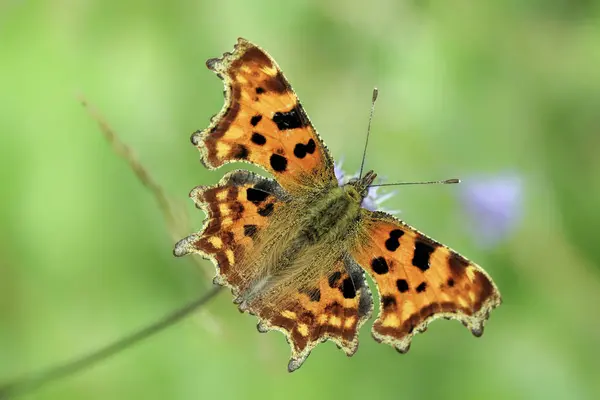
(1, 1, 599, 399)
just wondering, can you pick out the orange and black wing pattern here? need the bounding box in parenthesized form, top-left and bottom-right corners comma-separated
(193, 38, 337, 193)
(350, 210, 501, 353)
(174, 170, 287, 287)
(257, 255, 373, 372)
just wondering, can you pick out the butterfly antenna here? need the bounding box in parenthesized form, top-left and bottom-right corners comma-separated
(358, 88, 378, 179)
(369, 178, 460, 188)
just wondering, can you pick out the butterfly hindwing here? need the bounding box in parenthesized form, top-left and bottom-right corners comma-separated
(174, 169, 287, 287)
(256, 254, 373, 372)
(350, 210, 501, 353)
(174, 170, 373, 371)
(194, 38, 337, 193)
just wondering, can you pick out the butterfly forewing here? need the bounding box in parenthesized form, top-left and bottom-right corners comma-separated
(194, 38, 337, 193)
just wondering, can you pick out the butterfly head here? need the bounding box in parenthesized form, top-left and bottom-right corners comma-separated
(346, 170, 377, 203)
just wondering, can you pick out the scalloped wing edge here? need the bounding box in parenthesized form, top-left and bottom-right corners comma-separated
(173, 169, 286, 287)
(191, 38, 256, 171)
(257, 255, 375, 372)
(373, 290, 501, 354)
(367, 211, 502, 354)
(257, 309, 365, 373)
(174, 169, 371, 372)
(190, 37, 335, 180)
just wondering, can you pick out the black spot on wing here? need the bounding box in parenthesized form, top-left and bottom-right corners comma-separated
(255, 87, 265, 94)
(309, 288, 321, 302)
(257, 203, 274, 217)
(412, 240, 437, 272)
(243, 224, 257, 238)
(396, 279, 409, 293)
(340, 277, 356, 299)
(293, 139, 316, 159)
(385, 229, 404, 252)
(269, 154, 288, 172)
(250, 177, 285, 200)
(250, 115, 262, 126)
(251, 132, 266, 145)
(416, 282, 427, 293)
(246, 187, 269, 204)
(272, 105, 307, 130)
(371, 257, 389, 274)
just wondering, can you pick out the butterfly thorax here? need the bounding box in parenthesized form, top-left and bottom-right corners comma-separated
(238, 171, 378, 304)
(286, 170, 377, 253)
(298, 186, 359, 244)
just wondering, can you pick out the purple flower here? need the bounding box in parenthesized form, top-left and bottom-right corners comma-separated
(334, 161, 397, 213)
(459, 172, 523, 247)
(334, 159, 347, 184)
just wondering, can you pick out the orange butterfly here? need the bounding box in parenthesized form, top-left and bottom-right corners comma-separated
(174, 38, 501, 372)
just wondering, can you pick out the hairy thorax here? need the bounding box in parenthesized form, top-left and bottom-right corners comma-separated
(243, 184, 363, 303)
(299, 185, 362, 245)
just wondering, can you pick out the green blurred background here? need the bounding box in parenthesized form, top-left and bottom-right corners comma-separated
(1, 1, 600, 399)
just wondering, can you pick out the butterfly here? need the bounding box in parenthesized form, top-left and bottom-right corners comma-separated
(174, 38, 501, 372)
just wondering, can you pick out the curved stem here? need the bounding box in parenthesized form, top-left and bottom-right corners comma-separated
(0, 287, 221, 399)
